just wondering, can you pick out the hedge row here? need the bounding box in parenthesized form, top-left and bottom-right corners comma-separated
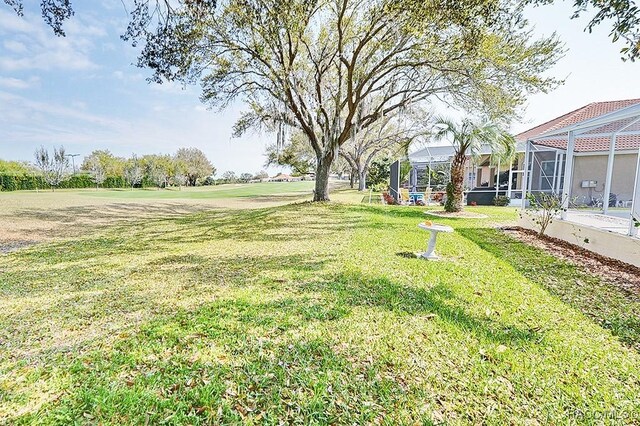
(0, 173, 135, 191)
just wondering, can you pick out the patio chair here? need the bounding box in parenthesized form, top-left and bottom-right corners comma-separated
(400, 188, 411, 204)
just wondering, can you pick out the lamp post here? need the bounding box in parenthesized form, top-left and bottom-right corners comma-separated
(66, 154, 80, 174)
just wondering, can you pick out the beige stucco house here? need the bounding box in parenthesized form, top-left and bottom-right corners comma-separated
(408, 98, 640, 209)
(517, 98, 640, 208)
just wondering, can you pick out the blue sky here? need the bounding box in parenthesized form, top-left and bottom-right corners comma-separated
(0, 1, 639, 174)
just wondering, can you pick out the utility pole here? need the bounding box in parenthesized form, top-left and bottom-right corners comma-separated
(66, 154, 80, 174)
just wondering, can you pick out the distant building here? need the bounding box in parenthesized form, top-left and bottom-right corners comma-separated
(270, 173, 301, 182)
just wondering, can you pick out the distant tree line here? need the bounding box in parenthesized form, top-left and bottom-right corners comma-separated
(0, 147, 280, 191)
(81, 147, 216, 190)
(218, 170, 272, 184)
(0, 146, 217, 191)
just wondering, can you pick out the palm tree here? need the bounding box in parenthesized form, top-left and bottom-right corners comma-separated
(432, 117, 515, 212)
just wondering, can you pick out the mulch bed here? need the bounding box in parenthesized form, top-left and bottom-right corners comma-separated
(502, 226, 640, 295)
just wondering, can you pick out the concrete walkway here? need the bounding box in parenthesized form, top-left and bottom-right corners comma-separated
(564, 210, 634, 236)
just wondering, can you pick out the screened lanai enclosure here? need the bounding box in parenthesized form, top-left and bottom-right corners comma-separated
(407, 145, 528, 206)
(522, 101, 640, 237)
(406, 146, 451, 201)
(404, 100, 639, 238)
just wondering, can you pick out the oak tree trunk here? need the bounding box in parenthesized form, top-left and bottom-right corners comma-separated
(314, 156, 332, 201)
(358, 169, 367, 191)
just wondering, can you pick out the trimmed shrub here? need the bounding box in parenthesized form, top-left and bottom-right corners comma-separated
(0, 173, 129, 191)
(0, 174, 46, 191)
(382, 192, 397, 205)
(493, 195, 510, 206)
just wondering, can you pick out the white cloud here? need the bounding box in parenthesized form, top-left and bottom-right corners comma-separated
(65, 17, 108, 38)
(150, 81, 192, 95)
(112, 70, 144, 82)
(0, 91, 125, 129)
(2, 40, 27, 53)
(0, 50, 96, 72)
(0, 89, 273, 173)
(0, 10, 105, 72)
(71, 101, 88, 110)
(0, 10, 32, 33)
(0, 76, 31, 89)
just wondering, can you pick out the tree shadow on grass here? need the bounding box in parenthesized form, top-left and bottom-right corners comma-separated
(2, 203, 369, 331)
(234, 193, 310, 202)
(131, 203, 388, 244)
(395, 251, 417, 258)
(7, 246, 548, 424)
(2, 219, 543, 367)
(15, 296, 420, 425)
(1, 250, 337, 365)
(348, 204, 429, 220)
(18, 259, 546, 425)
(12, 264, 545, 424)
(346, 204, 477, 230)
(13, 202, 211, 224)
(457, 227, 640, 351)
(6, 200, 410, 253)
(297, 271, 540, 347)
(8, 204, 370, 268)
(9, 203, 219, 240)
(5, 194, 313, 245)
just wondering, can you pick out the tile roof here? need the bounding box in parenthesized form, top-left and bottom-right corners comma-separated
(516, 99, 640, 152)
(533, 135, 640, 152)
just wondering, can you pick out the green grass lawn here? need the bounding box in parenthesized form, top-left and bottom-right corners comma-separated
(81, 181, 317, 200)
(1, 202, 639, 424)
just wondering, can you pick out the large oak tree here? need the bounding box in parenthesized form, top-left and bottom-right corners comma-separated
(6, 0, 639, 60)
(127, 0, 562, 200)
(6, 0, 566, 201)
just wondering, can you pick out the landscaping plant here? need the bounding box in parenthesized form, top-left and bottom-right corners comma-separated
(493, 195, 510, 206)
(522, 192, 566, 236)
(432, 118, 515, 212)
